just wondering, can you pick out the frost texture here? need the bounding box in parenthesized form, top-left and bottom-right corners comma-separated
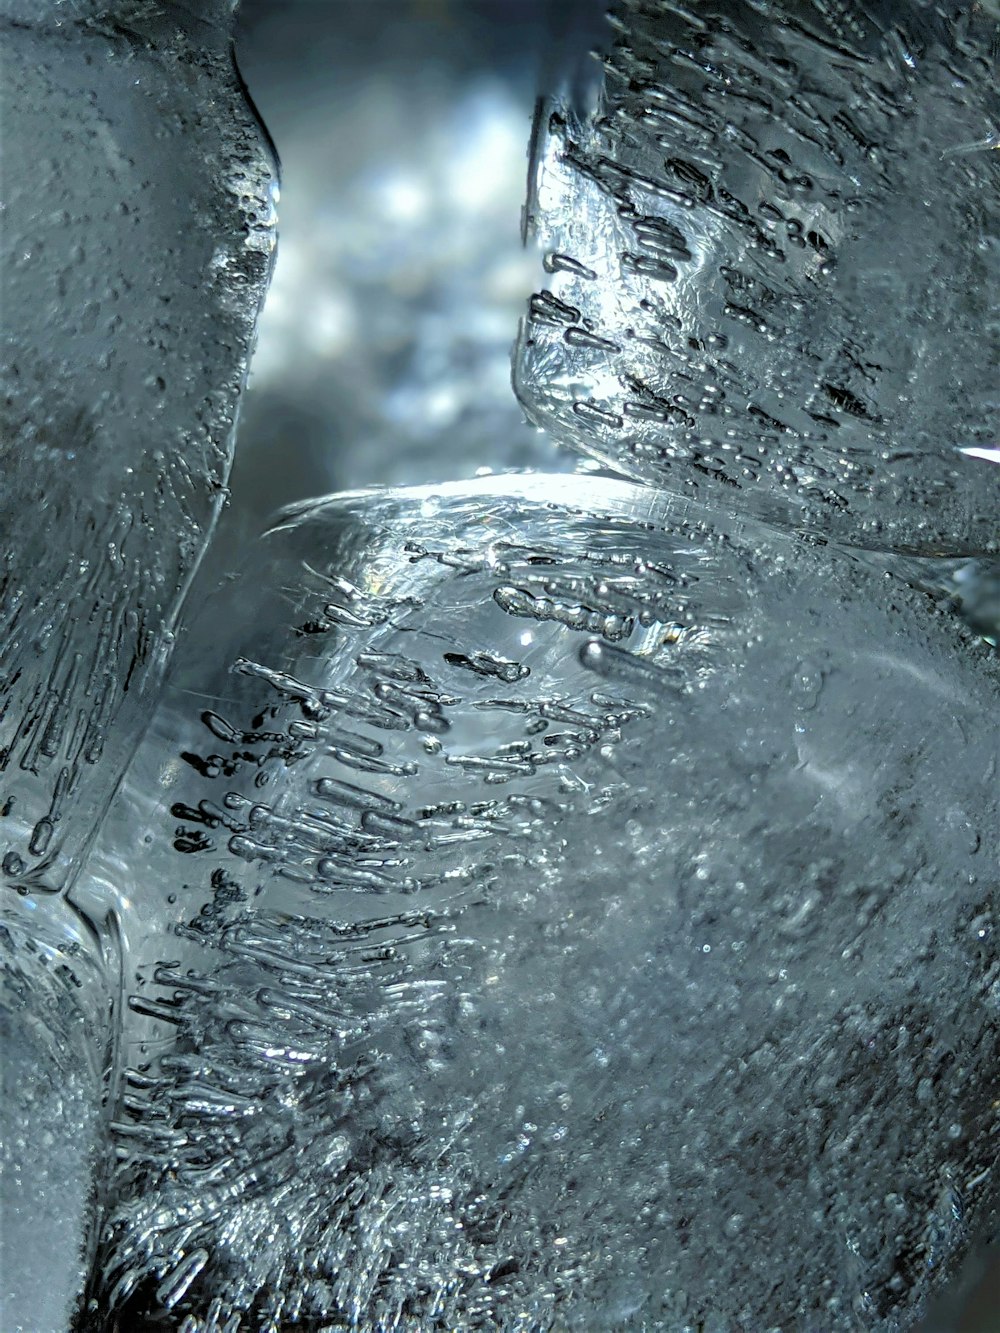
(0, 897, 107, 1333)
(0, 0, 276, 894)
(514, 0, 1000, 556)
(82, 476, 1000, 1330)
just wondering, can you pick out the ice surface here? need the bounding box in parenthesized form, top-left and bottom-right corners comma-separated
(514, 0, 1000, 556)
(0, 0, 276, 894)
(0, 896, 108, 1333)
(1, 2, 275, 1325)
(3, 2, 996, 1326)
(77, 475, 1000, 1329)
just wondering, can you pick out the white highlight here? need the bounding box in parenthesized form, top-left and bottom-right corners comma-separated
(958, 445, 1000, 465)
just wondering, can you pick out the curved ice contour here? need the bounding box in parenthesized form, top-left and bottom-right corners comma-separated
(515, 0, 1000, 556)
(85, 476, 1000, 1329)
(3, 2, 998, 1329)
(0, 4, 275, 1327)
(0, 0, 276, 895)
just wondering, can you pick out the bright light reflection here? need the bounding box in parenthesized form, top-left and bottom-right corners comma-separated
(959, 445, 1000, 464)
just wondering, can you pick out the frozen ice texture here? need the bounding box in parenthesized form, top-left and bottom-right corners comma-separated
(0, 0, 276, 895)
(0, 2, 275, 1325)
(514, 0, 1000, 555)
(0, 895, 109, 1333)
(78, 476, 1000, 1329)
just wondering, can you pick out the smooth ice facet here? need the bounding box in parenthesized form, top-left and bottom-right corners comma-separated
(0, 0, 276, 894)
(514, 0, 1000, 555)
(78, 476, 1000, 1328)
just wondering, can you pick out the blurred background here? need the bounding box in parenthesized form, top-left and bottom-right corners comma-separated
(219, 3, 995, 1327)
(223, 0, 607, 560)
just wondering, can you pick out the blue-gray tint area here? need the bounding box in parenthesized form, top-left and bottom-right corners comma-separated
(81, 477, 1000, 1329)
(2, 2, 997, 1329)
(222, 0, 609, 553)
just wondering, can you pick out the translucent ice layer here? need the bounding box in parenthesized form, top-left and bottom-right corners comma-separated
(0, 894, 108, 1333)
(78, 475, 999, 1329)
(514, 0, 1000, 556)
(0, 0, 276, 895)
(1, 4, 274, 1326)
